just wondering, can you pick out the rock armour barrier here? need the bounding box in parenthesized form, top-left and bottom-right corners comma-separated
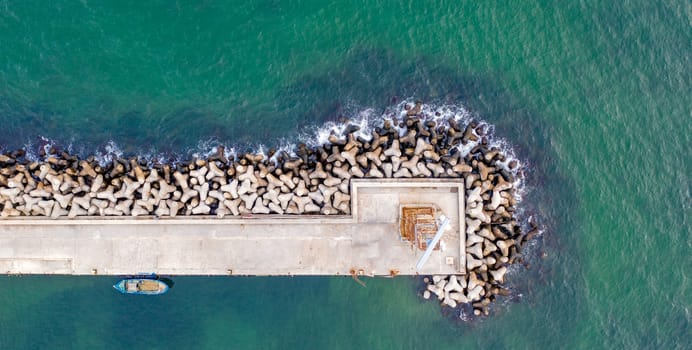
(0, 102, 536, 317)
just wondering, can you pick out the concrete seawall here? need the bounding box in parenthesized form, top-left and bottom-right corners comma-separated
(0, 180, 465, 276)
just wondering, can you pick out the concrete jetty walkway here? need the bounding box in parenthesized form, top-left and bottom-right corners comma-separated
(0, 180, 465, 276)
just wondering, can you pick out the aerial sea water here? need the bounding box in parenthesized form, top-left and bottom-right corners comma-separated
(0, 1, 689, 349)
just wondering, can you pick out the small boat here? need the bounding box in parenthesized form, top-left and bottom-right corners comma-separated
(113, 278, 169, 295)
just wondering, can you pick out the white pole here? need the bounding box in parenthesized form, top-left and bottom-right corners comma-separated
(415, 216, 450, 271)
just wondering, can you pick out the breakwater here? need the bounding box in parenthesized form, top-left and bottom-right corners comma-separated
(0, 102, 534, 316)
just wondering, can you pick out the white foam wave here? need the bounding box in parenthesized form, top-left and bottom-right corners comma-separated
(297, 99, 527, 205)
(8, 102, 528, 208)
(18, 136, 73, 163)
(93, 141, 124, 166)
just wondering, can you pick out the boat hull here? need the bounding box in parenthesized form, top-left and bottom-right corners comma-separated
(113, 278, 169, 295)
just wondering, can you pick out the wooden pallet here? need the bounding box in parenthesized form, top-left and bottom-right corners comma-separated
(399, 205, 439, 250)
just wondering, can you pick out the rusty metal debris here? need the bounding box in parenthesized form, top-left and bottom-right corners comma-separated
(399, 205, 441, 250)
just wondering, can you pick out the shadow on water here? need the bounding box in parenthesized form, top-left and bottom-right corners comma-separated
(158, 277, 175, 289)
(278, 48, 487, 123)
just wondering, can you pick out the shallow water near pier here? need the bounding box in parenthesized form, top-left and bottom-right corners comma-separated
(0, 1, 689, 349)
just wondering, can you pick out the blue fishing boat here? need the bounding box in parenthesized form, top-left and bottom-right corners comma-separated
(113, 277, 169, 295)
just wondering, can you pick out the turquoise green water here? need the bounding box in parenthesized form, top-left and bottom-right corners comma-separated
(0, 1, 689, 349)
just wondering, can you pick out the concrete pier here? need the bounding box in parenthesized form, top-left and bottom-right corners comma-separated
(0, 180, 465, 276)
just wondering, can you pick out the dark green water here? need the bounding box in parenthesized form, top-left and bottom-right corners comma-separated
(0, 1, 689, 349)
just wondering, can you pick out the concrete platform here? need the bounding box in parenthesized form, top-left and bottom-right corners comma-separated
(0, 180, 465, 276)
